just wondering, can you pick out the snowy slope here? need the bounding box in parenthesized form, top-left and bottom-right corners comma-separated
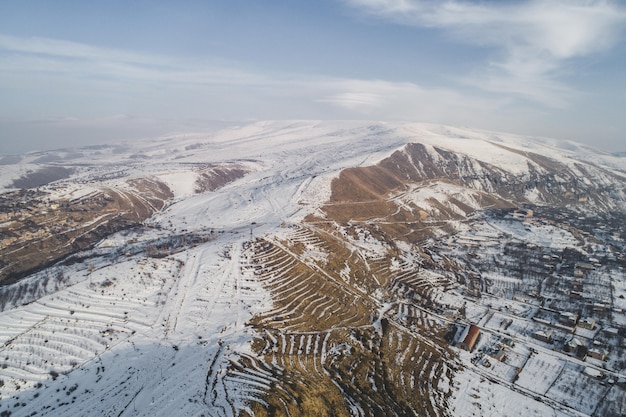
(1, 120, 625, 417)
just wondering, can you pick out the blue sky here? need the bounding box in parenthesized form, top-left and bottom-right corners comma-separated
(1, 0, 625, 154)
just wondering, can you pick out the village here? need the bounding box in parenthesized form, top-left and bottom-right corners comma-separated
(0, 181, 162, 284)
(0, 188, 86, 246)
(438, 206, 626, 416)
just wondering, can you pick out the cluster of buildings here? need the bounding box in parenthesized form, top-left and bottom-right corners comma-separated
(438, 205, 626, 409)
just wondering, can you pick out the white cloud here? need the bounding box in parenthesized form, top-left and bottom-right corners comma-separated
(342, 0, 626, 106)
(0, 34, 264, 86)
(0, 34, 522, 150)
(1, 31, 623, 154)
(317, 78, 518, 127)
(0, 34, 147, 63)
(0, 33, 508, 124)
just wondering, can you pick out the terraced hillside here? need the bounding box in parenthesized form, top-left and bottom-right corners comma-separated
(235, 226, 457, 417)
(1, 121, 626, 417)
(0, 257, 179, 393)
(226, 137, 626, 416)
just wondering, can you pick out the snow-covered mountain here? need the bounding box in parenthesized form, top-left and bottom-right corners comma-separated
(1, 121, 625, 417)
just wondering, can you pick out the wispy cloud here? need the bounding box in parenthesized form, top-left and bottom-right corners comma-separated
(318, 78, 513, 125)
(0, 33, 507, 124)
(0, 30, 619, 154)
(0, 33, 287, 125)
(342, 0, 626, 106)
(0, 34, 263, 86)
(0, 34, 155, 64)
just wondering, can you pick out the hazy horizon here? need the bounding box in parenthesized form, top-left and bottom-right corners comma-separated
(1, 0, 625, 155)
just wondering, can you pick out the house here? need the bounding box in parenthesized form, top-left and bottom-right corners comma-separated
(583, 367, 604, 378)
(588, 348, 608, 361)
(502, 338, 515, 347)
(532, 317, 551, 325)
(490, 350, 506, 362)
(578, 318, 596, 330)
(565, 337, 585, 350)
(460, 324, 480, 352)
(565, 337, 587, 359)
(593, 303, 608, 312)
(533, 331, 553, 343)
(559, 312, 578, 327)
(576, 262, 595, 271)
(570, 290, 583, 299)
(571, 279, 583, 289)
(511, 208, 533, 220)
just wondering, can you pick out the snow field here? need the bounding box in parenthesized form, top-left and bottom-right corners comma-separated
(516, 351, 565, 394)
(0, 235, 278, 417)
(3, 120, 626, 416)
(450, 366, 572, 417)
(488, 219, 579, 249)
(397, 181, 490, 219)
(0, 257, 174, 397)
(154, 170, 198, 198)
(545, 363, 610, 415)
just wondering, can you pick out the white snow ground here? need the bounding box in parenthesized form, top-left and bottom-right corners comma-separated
(1, 120, 625, 416)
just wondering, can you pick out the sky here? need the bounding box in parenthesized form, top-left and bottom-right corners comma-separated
(0, 0, 625, 155)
